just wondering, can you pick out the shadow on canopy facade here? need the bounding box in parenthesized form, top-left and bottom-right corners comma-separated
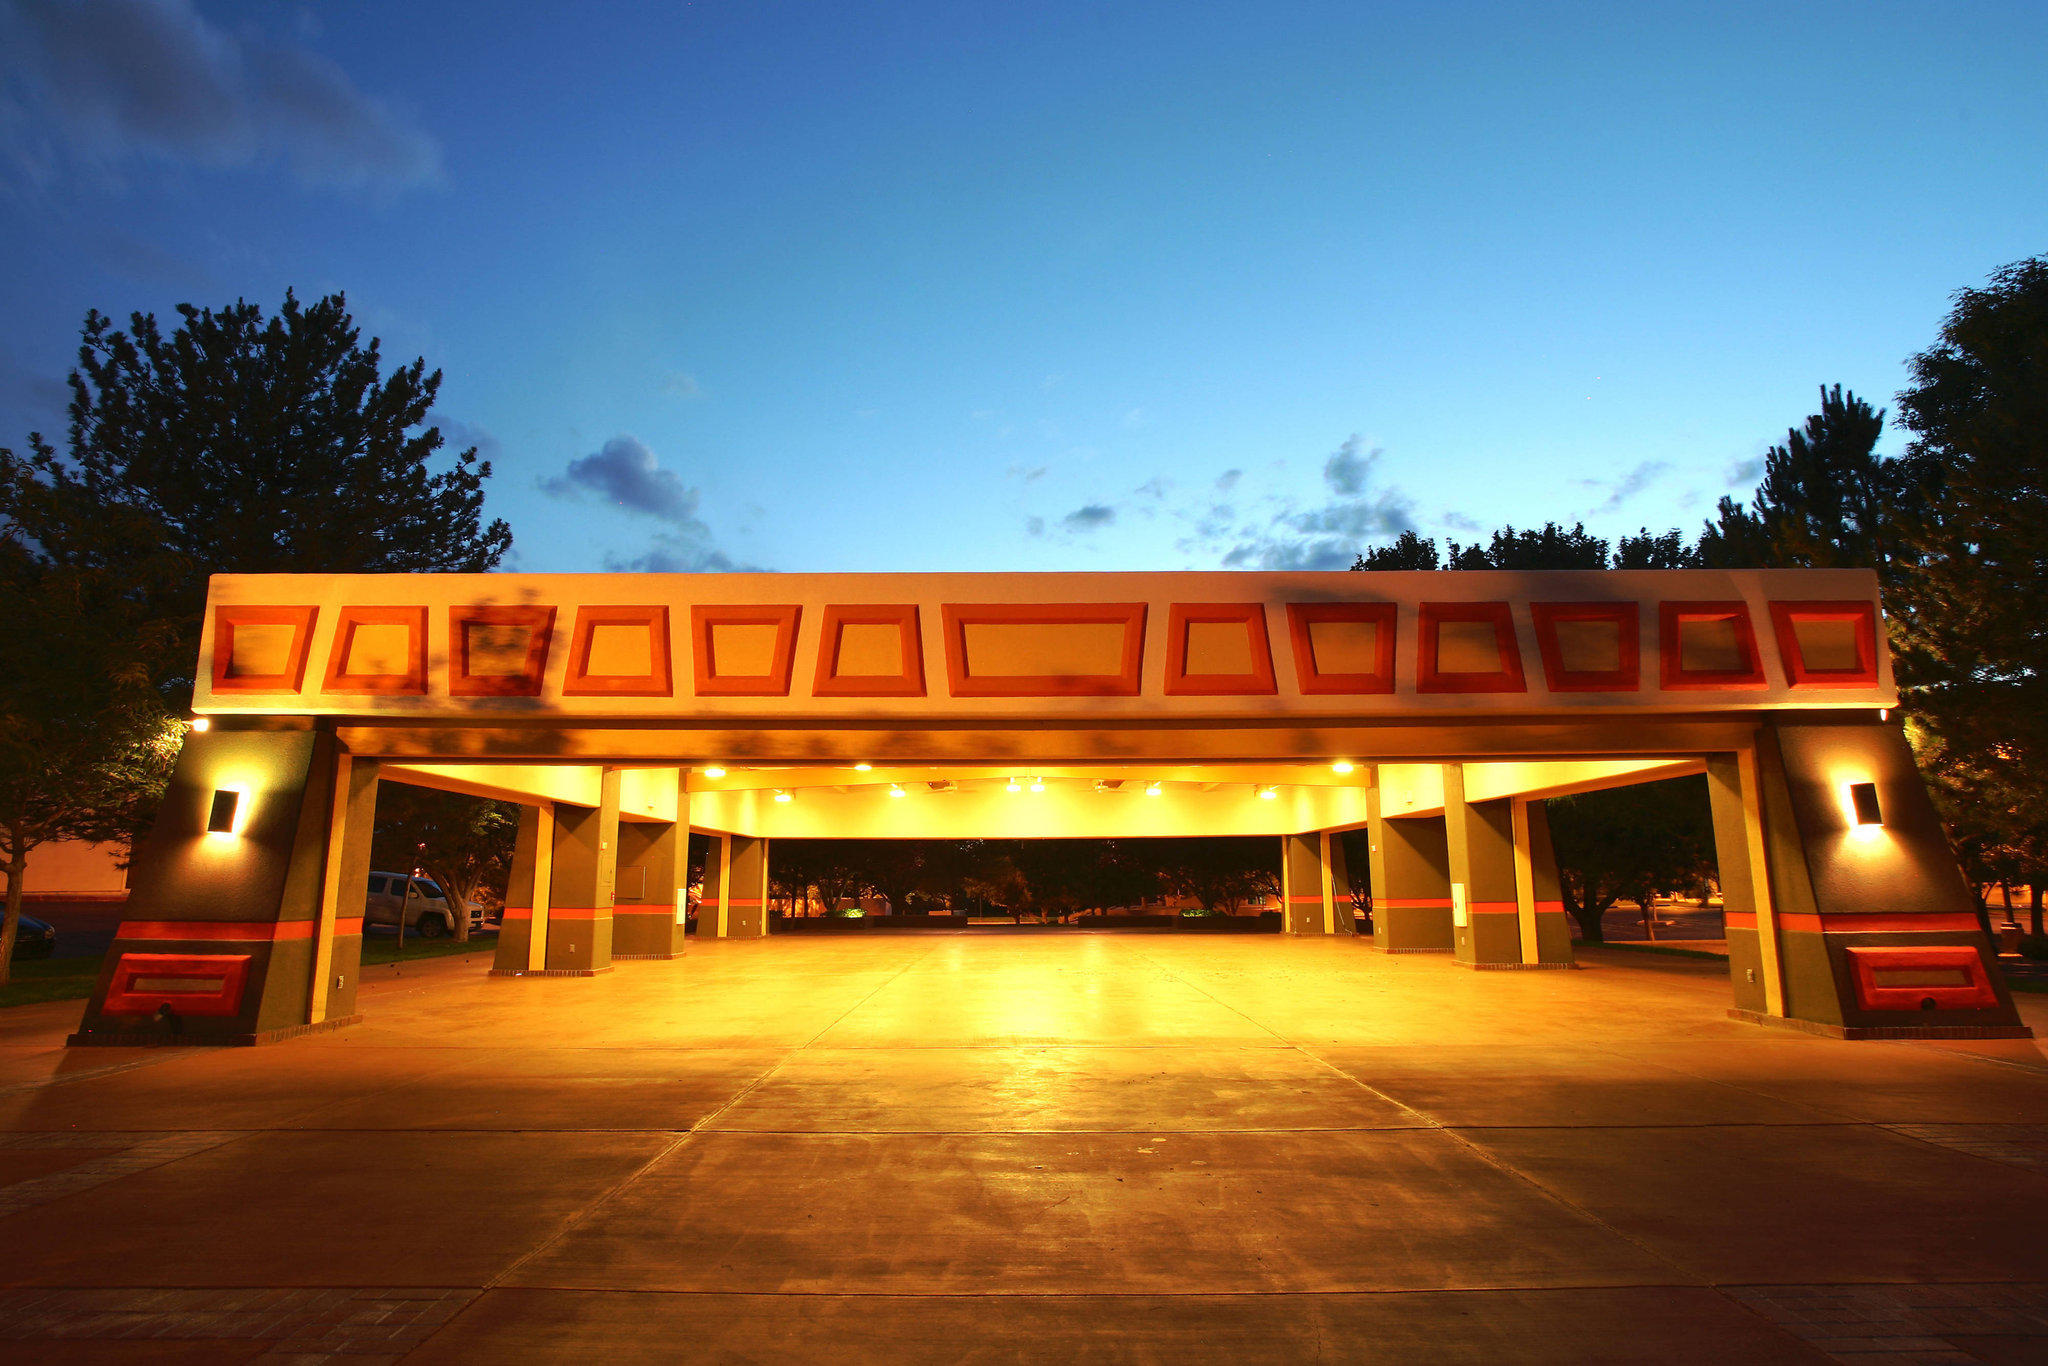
(70, 568, 2029, 1045)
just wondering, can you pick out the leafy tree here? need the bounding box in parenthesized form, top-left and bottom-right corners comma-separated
(1546, 776, 1717, 943)
(1448, 521, 1609, 570)
(0, 547, 181, 983)
(1887, 256, 2048, 901)
(1614, 527, 1699, 569)
(1128, 836, 1279, 915)
(1354, 529, 1441, 570)
(369, 785, 519, 941)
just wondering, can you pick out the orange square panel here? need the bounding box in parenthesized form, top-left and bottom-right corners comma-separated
(1285, 603, 1396, 694)
(942, 604, 1147, 697)
(1530, 602, 1640, 693)
(1660, 601, 1766, 690)
(814, 605, 923, 697)
(322, 606, 429, 695)
(1417, 602, 1526, 694)
(564, 605, 674, 697)
(1166, 603, 1276, 696)
(448, 605, 556, 697)
(1769, 600, 1879, 687)
(101, 952, 252, 1017)
(693, 605, 801, 696)
(210, 605, 318, 694)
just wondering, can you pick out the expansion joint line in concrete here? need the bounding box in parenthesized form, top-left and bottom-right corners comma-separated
(1127, 943, 1707, 1297)
(480, 940, 946, 1295)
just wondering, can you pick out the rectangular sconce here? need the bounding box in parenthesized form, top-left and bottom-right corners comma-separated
(206, 789, 241, 835)
(1848, 782, 1883, 827)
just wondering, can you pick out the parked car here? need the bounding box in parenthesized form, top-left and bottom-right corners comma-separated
(364, 872, 460, 938)
(7, 912, 56, 958)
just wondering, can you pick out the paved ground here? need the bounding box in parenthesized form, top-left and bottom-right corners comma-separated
(2, 936, 2046, 1364)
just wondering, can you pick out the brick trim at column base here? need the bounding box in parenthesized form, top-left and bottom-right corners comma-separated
(1728, 1008, 2034, 1040)
(1463, 960, 1578, 971)
(1383, 946, 1453, 954)
(612, 951, 685, 960)
(67, 1014, 364, 1048)
(487, 966, 616, 978)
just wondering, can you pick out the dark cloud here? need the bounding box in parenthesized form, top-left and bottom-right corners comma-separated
(1726, 456, 1765, 487)
(1061, 503, 1117, 532)
(544, 434, 763, 573)
(542, 434, 700, 520)
(1219, 436, 1415, 570)
(1214, 469, 1242, 492)
(2, 0, 440, 189)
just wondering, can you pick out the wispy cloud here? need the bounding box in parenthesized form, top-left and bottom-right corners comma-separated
(2, 0, 441, 190)
(541, 434, 762, 572)
(1726, 456, 1765, 488)
(1588, 459, 1672, 513)
(1061, 503, 1117, 532)
(661, 371, 702, 398)
(1214, 436, 1415, 570)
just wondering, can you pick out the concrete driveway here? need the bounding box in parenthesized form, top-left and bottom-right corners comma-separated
(2, 936, 2045, 1363)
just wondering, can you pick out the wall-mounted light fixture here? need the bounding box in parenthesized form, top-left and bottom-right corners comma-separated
(206, 788, 242, 836)
(1848, 782, 1883, 826)
(190, 717, 212, 733)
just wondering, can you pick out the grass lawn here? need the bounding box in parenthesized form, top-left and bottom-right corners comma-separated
(0, 955, 103, 1009)
(0, 934, 499, 1010)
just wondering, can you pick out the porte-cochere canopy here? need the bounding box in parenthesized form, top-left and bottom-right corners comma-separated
(70, 569, 2027, 1046)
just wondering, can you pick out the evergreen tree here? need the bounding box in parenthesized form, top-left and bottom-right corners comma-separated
(5, 291, 512, 687)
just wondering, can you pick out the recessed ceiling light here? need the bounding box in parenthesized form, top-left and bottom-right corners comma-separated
(854, 762, 873, 771)
(772, 789, 792, 803)
(1006, 778, 1022, 793)
(702, 766, 727, 779)
(1029, 778, 1046, 793)
(1331, 760, 1354, 774)
(1144, 784, 1163, 797)
(889, 785, 906, 798)
(1258, 785, 1278, 800)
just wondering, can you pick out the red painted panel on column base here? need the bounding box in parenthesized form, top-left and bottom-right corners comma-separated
(1845, 945, 1999, 1012)
(102, 953, 252, 1017)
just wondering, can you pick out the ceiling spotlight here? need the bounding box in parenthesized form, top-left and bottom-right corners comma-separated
(1331, 760, 1354, 774)
(1006, 778, 1022, 793)
(772, 789, 792, 803)
(1144, 783, 1163, 797)
(702, 766, 727, 779)
(889, 784, 906, 799)
(1029, 777, 1046, 793)
(854, 762, 873, 771)
(1257, 785, 1279, 800)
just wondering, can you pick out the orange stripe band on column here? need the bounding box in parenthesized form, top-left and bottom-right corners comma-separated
(1725, 911, 1982, 934)
(1467, 900, 1522, 915)
(612, 906, 677, 917)
(1380, 898, 1453, 909)
(544, 907, 612, 921)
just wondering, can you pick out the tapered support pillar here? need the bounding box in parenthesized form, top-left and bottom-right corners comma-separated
(703, 833, 770, 938)
(71, 722, 372, 1046)
(543, 768, 619, 975)
(1280, 831, 1354, 935)
(492, 803, 552, 974)
(1446, 765, 1572, 968)
(1368, 786, 1454, 953)
(613, 768, 689, 959)
(1715, 719, 2025, 1037)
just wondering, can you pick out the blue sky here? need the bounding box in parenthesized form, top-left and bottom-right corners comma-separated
(2, 1, 2044, 574)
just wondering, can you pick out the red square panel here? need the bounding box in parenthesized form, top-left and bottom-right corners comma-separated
(448, 605, 556, 698)
(1417, 602, 1526, 694)
(1285, 602, 1396, 695)
(1530, 602, 1640, 693)
(563, 606, 674, 697)
(1659, 601, 1767, 690)
(321, 606, 429, 695)
(210, 605, 318, 694)
(693, 605, 801, 696)
(814, 604, 923, 697)
(1769, 600, 1880, 687)
(1165, 603, 1276, 696)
